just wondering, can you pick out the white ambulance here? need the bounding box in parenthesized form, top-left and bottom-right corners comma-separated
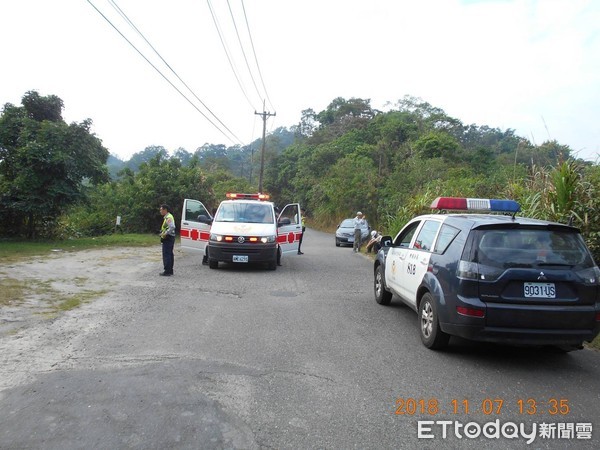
(180, 193, 302, 270)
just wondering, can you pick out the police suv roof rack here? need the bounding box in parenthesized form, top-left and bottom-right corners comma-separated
(430, 197, 520, 219)
(226, 192, 270, 201)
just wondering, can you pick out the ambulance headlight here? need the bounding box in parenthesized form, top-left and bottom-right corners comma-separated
(260, 235, 276, 243)
(210, 233, 223, 242)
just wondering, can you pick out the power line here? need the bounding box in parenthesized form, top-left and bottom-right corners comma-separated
(208, 0, 276, 143)
(207, 0, 258, 111)
(226, 0, 265, 109)
(87, 0, 243, 145)
(108, 0, 243, 144)
(91, 0, 276, 148)
(240, 0, 275, 112)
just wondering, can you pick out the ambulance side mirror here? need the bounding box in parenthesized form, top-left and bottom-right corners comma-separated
(198, 214, 213, 225)
(278, 217, 291, 227)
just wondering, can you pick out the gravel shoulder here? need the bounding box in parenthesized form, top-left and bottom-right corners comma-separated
(0, 245, 161, 391)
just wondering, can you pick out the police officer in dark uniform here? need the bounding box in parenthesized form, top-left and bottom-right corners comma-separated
(297, 208, 306, 255)
(159, 204, 176, 276)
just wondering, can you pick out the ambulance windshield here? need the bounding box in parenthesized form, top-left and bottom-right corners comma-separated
(215, 202, 274, 224)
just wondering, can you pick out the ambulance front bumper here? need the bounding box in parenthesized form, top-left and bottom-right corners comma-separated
(207, 242, 278, 264)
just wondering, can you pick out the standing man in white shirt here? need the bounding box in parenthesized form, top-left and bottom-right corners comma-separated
(353, 211, 366, 253)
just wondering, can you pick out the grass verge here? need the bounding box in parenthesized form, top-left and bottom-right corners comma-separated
(51, 289, 110, 314)
(0, 277, 27, 306)
(586, 335, 600, 351)
(1, 274, 109, 316)
(0, 233, 157, 264)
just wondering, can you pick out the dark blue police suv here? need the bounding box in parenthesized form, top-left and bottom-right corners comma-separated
(374, 197, 600, 351)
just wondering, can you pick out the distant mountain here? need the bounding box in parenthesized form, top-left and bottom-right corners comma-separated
(107, 154, 125, 179)
(104, 127, 298, 180)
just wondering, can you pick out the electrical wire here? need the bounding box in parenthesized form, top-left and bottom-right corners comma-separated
(240, 0, 275, 113)
(108, 0, 242, 143)
(90, 0, 276, 147)
(226, 0, 265, 110)
(87, 0, 243, 145)
(207, 0, 258, 112)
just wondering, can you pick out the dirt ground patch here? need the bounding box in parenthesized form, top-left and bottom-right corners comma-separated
(0, 246, 168, 391)
(0, 246, 161, 337)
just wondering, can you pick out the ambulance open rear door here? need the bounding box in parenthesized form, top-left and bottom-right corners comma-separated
(277, 203, 302, 255)
(180, 198, 212, 255)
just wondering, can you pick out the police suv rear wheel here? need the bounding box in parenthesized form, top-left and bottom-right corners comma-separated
(419, 293, 449, 350)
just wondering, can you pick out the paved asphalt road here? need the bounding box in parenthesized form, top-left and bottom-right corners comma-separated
(1, 228, 599, 449)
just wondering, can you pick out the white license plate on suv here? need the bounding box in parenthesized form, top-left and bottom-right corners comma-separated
(233, 255, 248, 263)
(524, 282, 556, 298)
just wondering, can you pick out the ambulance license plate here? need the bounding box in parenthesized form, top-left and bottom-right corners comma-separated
(233, 255, 248, 263)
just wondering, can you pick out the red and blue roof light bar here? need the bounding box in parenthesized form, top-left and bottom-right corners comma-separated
(431, 197, 520, 213)
(226, 193, 270, 201)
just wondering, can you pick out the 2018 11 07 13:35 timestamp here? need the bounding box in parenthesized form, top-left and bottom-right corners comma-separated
(395, 398, 571, 416)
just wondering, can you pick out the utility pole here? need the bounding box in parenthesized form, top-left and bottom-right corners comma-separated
(249, 147, 254, 185)
(254, 104, 276, 193)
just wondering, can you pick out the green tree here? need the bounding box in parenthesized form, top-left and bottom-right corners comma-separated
(414, 131, 460, 160)
(296, 108, 318, 138)
(0, 91, 109, 237)
(389, 95, 462, 135)
(126, 145, 169, 172)
(312, 154, 378, 227)
(21, 90, 64, 122)
(173, 147, 193, 166)
(66, 153, 217, 235)
(194, 143, 230, 172)
(311, 97, 375, 143)
(50, 93, 597, 250)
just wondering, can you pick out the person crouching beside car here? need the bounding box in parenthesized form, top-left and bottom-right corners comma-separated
(366, 230, 382, 253)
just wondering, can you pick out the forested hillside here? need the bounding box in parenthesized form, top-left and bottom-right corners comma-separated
(2, 92, 599, 260)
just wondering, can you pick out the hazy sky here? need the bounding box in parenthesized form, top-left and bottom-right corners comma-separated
(1, 0, 598, 161)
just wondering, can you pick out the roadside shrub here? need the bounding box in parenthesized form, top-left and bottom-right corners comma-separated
(58, 207, 114, 238)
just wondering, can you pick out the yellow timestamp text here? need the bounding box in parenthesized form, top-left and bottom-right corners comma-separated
(394, 398, 571, 416)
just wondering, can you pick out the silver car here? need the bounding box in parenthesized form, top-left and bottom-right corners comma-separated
(335, 218, 370, 247)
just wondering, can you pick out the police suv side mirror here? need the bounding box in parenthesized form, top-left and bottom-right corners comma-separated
(198, 214, 213, 225)
(381, 236, 393, 247)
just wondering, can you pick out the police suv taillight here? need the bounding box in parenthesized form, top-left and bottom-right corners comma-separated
(457, 260, 479, 280)
(457, 260, 503, 282)
(575, 266, 600, 285)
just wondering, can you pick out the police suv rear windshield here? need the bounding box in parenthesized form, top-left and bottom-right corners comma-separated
(472, 227, 594, 270)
